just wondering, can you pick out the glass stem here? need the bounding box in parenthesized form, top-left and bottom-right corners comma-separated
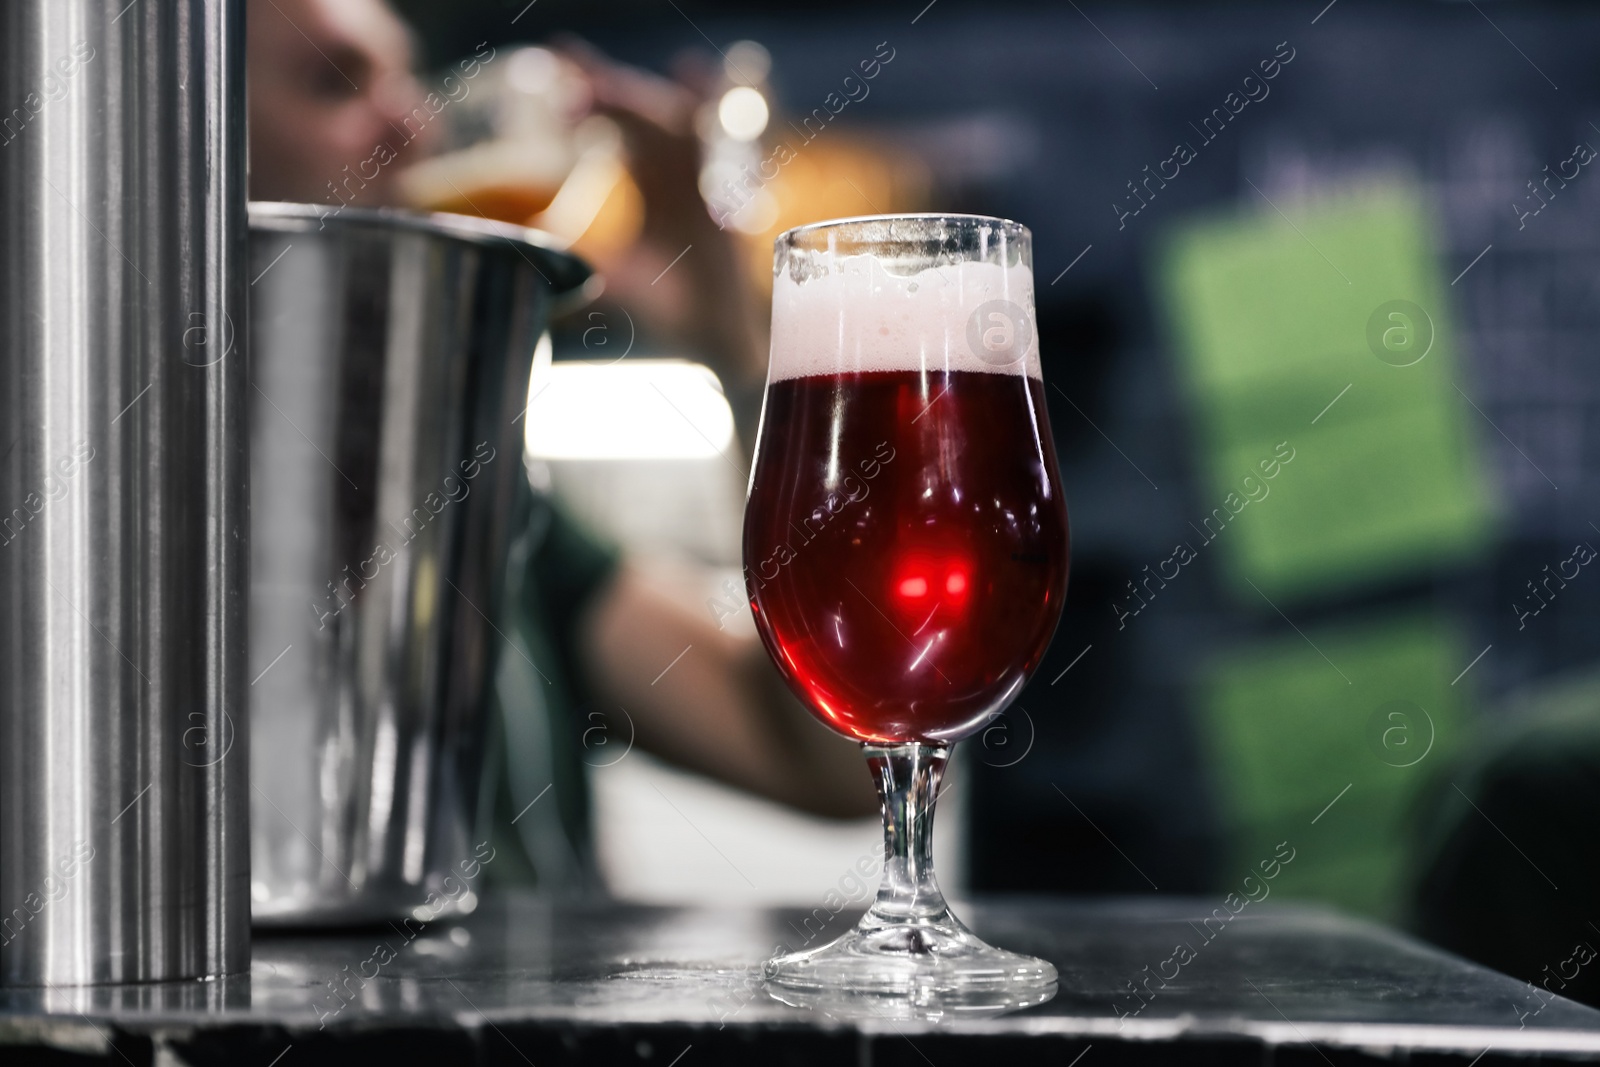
(863, 743, 952, 928)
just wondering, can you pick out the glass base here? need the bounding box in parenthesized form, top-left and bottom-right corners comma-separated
(766, 977, 1057, 1022)
(765, 743, 1055, 1008)
(764, 907, 1057, 998)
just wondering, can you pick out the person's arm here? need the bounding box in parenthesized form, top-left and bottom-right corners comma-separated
(574, 560, 878, 820)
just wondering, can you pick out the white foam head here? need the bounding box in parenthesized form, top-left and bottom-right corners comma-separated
(769, 252, 1040, 382)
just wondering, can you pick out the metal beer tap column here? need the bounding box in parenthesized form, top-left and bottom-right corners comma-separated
(0, 0, 250, 985)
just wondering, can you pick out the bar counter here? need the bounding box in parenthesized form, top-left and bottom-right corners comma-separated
(4, 892, 1600, 1064)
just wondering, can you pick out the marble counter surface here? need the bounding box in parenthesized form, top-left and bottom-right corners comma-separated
(4, 892, 1600, 1064)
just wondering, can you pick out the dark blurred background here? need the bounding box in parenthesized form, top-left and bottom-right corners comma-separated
(389, 0, 1599, 1006)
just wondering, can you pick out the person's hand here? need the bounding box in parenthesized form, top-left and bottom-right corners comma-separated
(556, 39, 768, 431)
(558, 37, 715, 249)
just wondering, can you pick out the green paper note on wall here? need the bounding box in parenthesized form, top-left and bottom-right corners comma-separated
(1197, 614, 1469, 920)
(1160, 185, 1494, 603)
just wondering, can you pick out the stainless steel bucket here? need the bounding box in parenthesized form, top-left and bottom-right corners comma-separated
(1, 0, 249, 985)
(246, 203, 591, 926)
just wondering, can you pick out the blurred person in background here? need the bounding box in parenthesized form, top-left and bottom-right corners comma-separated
(248, 0, 767, 419)
(247, 0, 875, 890)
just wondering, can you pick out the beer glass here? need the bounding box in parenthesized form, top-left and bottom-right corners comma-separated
(745, 214, 1069, 995)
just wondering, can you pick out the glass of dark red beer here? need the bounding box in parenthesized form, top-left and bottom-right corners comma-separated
(746, 215, 1069, 997)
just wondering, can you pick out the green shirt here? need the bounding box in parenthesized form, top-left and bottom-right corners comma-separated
(482, 481, 620, 891)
